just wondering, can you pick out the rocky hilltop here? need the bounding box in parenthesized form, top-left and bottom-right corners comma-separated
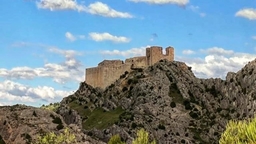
(1, 59, 256, 144)
(0, 105, 103, 144)
(59, 59, 256, 144)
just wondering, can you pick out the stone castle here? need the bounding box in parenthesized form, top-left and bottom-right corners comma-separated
(85, 46, 174, 89)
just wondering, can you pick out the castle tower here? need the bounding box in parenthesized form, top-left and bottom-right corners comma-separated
(146, 46, 174, 66)
(165, 46, 174, 61)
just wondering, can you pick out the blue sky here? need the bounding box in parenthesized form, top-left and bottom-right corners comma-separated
(0, 0, 256, 106)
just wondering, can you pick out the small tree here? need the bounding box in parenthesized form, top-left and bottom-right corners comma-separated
(219, 116, 256, 144)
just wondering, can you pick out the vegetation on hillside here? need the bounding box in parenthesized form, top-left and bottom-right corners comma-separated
(68, 101, 125, 130)
(108, 129, 156, 144)
(108, 135, 125, 144)
(41, 103, 60, 112)
(219, 116, 256, 144)
(0, 135, 5, 144)
(36, 128, 76, 144)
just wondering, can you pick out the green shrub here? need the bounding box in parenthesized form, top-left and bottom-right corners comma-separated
(219, 116, 256, 144)
(108, 135, 125, 144)
(41, 103, 60, 112)
(132, 129, 156, 144)
(170, 102, 176, 108)
(0, 135, 6, 144)
(122, 87, 128, 92)
(33, 111, 37, 117)
(108, 129, 156, 144)
(36, 128, 76, 144)
(131, 123, 137, 129)
(158, 124, 165, 130)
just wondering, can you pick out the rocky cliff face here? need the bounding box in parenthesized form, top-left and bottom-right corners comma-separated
(0, 105, 104, 144)
(60, 59, 256, 144)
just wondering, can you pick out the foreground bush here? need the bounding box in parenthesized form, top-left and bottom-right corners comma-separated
(36, 128, 76, 144)
(132, 129, 156, 144)
(219, 116, 256, 144)
(108, 135, 125, 144)
(108, 129, 156, 144)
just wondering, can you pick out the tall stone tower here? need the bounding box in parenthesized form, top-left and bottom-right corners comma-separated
(146, 46, 174, 66)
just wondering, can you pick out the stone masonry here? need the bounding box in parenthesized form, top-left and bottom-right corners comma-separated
(85, 46, 174, 89)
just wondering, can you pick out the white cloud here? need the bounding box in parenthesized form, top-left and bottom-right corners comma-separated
(189, 5, 199, 11)
(252, 36, 256, 40)
(0, 80, 73, 106)
(182, 49, 195, 55)
(129, 0, 189, 5)
(37, 0, 133, 18)
(65, 32, 85, 42)
(65, 32, 76, 41)
(235, 8, 256, 20)
(100, 46, 150, 57)
(87, 2, 133, 18)
(178, 47, 256, 79)
(89, 32, 131, 43)
(36, 0, 85, 11)
(0, 47, 84, 84)
(200, 47, 234, 56)
(188, 5, 206, 17)
(48, 47, 81, 58)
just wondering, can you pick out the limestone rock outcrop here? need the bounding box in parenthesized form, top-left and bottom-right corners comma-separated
(0, 105, 104, 144)
(61, 58, 256, 144)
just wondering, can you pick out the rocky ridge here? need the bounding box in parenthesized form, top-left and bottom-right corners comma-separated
(59, 59, 256, 144)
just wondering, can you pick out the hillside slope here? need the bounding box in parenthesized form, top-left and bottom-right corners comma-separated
(0, 105, 104, 144)
(59, 59, 256, 144)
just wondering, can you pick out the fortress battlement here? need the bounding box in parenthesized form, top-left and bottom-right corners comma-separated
(85, 46, 174, 88)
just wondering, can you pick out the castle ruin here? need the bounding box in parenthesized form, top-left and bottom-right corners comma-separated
(85, 46, 174, 89)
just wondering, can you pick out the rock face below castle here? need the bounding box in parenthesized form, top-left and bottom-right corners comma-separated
(85, 46, 174, 89)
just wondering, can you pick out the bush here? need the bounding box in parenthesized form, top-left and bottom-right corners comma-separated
(128, 78, 138, 85)
(219, 116, 256, 144)
(0, 135, 6, 144)
(40, 103, 60, 112)
(132, 129, 156, 144)
(108, 135, 125, 144)
(158, 124, 165, 130)
(33, 111, 37, 117)
(108, 129, 156, 144)
(122, 87, 128, 92)
(36, 128, 76, 144)
(131, 123, 137, 129)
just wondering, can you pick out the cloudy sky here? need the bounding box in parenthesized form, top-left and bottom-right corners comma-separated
(0, 0, 256, 106)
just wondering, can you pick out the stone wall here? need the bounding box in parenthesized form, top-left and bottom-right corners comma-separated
(125, 56, 147, 68)
(85, 46, 174, 89)
(101, 64, 131, 88)
(86, 67, 104, 88)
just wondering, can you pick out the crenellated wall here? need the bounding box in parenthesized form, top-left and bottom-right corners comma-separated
(85, 46, 175, 89)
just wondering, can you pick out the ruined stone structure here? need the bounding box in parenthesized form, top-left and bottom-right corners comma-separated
(85, 46, 174, 88)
